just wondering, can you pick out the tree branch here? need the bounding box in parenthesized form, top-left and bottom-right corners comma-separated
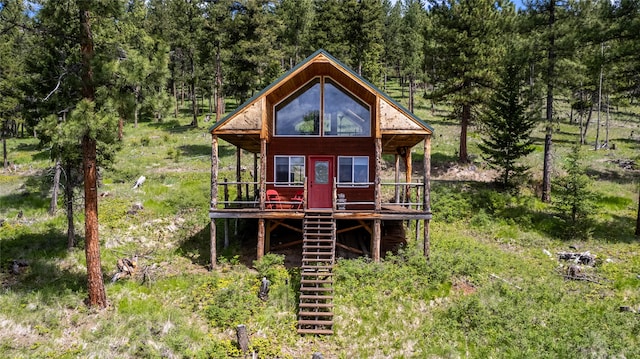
(42, 72, 67, 101)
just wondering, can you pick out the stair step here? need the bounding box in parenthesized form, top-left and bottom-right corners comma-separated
(301, 279, 333, 284)
(301, 265, 333, 270)
(303, 232, 334, 237)
(302, 259, 333, 264)
(298, 311, 334, 317)
(297, 328, 334, 335)
(300, 286, 333, 292)
(300, 273, 333, 278)
(299, 294, 334, 300)
(299, 302, 333, 308)
(302, 253, 333, 261)
(298, 319, 334, 326)
(303, 244, 333, 249)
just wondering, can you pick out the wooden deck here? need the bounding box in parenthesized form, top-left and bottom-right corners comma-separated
(209, 206, 432, 220)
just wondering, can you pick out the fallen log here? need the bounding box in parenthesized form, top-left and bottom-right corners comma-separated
(557, 251, 595, 266)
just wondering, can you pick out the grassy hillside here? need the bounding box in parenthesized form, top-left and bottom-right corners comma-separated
(1, 89, 640, 358)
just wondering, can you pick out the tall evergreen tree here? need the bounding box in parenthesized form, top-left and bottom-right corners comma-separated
(0, 0, 30, 167)
(479, 55, 536, 189)
(399, 0, 425, 112)
(347, 0, 384, 85)
(309, 0, 350, 61)
(278, 0, 313, 68)
(382, 0, 403, 88)
(225, 0, 282, 103)
(524, 0, 581, 202)
(110, 0, 171, 132)
(426, 0, 510, 163)
(167, 0, 204, 126)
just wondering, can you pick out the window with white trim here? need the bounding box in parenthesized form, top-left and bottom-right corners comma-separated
(338, 156, 369, 187)
(275, 156, 305, 186)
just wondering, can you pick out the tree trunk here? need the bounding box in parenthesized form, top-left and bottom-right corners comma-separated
(605, 95, 610, 146)
(541, 0, 555, 203)
(134, 85, 141, 128)
(49, 159, 61, 215)
(80, 3, 107, 308)
(2, 136, 7, 169)
(82, 136, 106, 307)
(190, 53, 198, 127)
(636, 188, 640, 236)
(215, 48, 223, 122)
(595, 49, 603, 150)
(459, 103, 470, 163)
(408, 76, 415, 113)
(65, 162, 75, 248)
(118, 117, 123, 141)
(582, 103, 593, 144)
(173, 80, 178, 118)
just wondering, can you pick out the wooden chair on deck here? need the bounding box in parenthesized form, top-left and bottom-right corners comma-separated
(291, 191, 304, 210)
(266, 189, 291, 209)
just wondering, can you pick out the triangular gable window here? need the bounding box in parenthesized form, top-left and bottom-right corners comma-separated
(274, 77, 370, 137)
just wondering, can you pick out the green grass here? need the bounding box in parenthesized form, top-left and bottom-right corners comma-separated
(1, 89, 640, 357)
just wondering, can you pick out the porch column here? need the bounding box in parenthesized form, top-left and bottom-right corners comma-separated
(210, 135, 219, 268)
(394, 154, 400, 203)
(259, 138, 267, 210)
(257, 218, 265, 260)
(372, 219, 381, 262)
(423, 135, 432, 260)
(404, 147, 412, 205)
(236, 147, 242, 200)
(253, 153, 258, 200)
(374, 137, 382, 262)
(257, 138, 267, 260)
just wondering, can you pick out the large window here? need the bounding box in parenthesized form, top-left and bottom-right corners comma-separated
(274, 77, 370, 137)
(275, 79, 321, 136)
(275, 156, 305, 186)
(338, 156, 369, 187)
(323, 79, 370, 137)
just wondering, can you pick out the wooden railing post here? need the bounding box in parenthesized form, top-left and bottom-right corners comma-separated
(423, 135, 432, 260)
(223, 178, 229, 209)
(259, 139, 267, 210)
(210, 134, 219, 268)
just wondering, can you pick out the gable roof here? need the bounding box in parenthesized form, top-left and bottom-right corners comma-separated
(209, 49, 433, 149)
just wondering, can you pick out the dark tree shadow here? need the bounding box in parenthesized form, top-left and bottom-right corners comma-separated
(177, 218, 259, 269)
(1, 226, 87, 296)
(148, 120, 194, 134)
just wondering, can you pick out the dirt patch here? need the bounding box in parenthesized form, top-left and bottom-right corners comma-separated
(432, 163, 498, 182)
(452, 277, 476, 296)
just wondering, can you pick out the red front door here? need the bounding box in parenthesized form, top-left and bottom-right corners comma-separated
(308, 156, 333, 209)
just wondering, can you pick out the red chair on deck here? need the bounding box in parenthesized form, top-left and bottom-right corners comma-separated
(266, 189, 291, 209)
(291, 191, 304, 210)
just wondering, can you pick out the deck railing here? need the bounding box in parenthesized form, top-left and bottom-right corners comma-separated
(213, 179, 426, 211)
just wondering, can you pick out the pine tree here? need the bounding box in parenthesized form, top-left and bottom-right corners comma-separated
(0, 0, 30, 168)
(278, 0, 313, 68)
(552, 143, 596, 240)
(382, 0, 403, 88)
(524, 0, 582, 202)
(350, 0, 385, 85)
(225, 0, 282, 103)
(309, 0, 350, 61)
(110, 0, 171, 131)
(399, 0, 425, 112)
(479, 56, 536, 189)
(427, 0, 510, 163)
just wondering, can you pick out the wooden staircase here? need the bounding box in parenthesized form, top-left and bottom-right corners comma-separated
(297, 212, 336, 335)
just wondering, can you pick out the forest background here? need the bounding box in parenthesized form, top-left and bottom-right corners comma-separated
(1, 0, 640, 357)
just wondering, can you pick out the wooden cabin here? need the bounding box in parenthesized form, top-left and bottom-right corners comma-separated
(209, 50, 433, 334)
